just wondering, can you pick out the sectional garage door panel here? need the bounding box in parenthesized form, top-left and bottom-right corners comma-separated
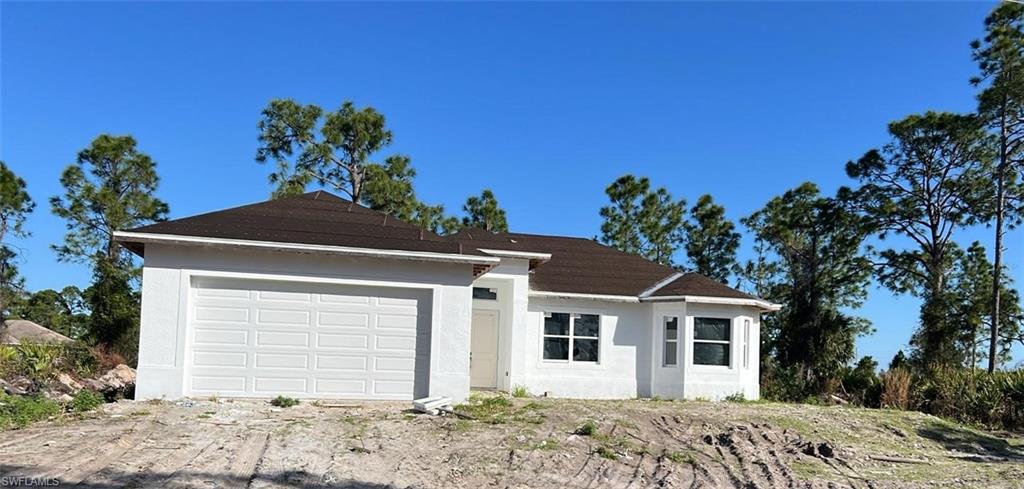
(186, 277, 430, 400)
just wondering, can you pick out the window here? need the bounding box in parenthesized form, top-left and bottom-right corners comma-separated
(743, 319, 751, 369)
(693, 317, 731, 366)
(663, 316, 679, 366)
(473, 287, 497, 300)
(543, 312, 600, 362)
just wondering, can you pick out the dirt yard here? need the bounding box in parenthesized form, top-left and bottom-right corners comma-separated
(1, 395, 1022, 488)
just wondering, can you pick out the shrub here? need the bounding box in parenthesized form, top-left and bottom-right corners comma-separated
(912, 368, 1024, 431)
(880, 368, 911, 410)
(15, 341, 59, 380)
(842, 356, 881, 407)
(761, 365, 812, 402)
(511, 385, 530, 398)
(574, 420, 598, 436)
(70, 390, 105, 413)
(60, 342, 100, 378)
(0, 341, 101, 381)
(723, 392, 746, 403)
(0, 394, 62, 430)
(270, 395, 300, 408)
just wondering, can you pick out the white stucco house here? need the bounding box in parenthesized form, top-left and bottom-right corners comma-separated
(115, 191, 779, 402)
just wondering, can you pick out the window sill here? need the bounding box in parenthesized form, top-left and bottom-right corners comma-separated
(538, 360, 603, 369)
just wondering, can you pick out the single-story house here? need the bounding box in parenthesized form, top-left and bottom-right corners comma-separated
(115, 191, 779, 402)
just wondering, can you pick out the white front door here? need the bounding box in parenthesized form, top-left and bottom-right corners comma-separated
(470, 310, 499, 388)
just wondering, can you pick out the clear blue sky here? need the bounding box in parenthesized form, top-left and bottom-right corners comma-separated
(2, 2, 1021, 367)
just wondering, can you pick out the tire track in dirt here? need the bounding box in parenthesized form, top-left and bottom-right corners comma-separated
(39, 419, 156, 485)
(115, 422, 228, 488)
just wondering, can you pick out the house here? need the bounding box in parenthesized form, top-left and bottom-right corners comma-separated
(1, 320, 74, 345)
(115, 191, 779, 402)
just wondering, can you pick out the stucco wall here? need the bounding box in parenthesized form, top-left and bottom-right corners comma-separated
(135, 243, 475, 402)
(679, 303, 761, 400)
(520, 297, 652, 399)
(514, 298, 762, 401)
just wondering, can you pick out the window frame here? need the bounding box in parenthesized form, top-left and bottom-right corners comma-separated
(472, 287, 498, 300)
(691, 316, 732, 368)
(742, 319, 751, 369)
(541, 312, 601, 364)
(663, 316, 679, 367)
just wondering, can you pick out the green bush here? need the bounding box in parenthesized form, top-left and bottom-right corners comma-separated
(0, 341, 100, 381)
(511, 385, 530, 398)
(723, 392, 746, 403)
(70, 390, 104, 413)
(574, 420, 598, 436)
(270, 395, 300, 408)
(761, 365, 812, 402)
(0, 394, 62, 430)
(912, 368, 1024, 431)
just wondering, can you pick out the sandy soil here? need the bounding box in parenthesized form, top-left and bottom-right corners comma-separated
(1, 396, 1022, 488)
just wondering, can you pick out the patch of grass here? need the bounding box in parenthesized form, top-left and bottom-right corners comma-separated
(456, 395, 513, 424)
(270, 395, 300, 408)
(0, 394, 62, 430)
(70, 390, 104, 413)
(723, 392, 746, 403)
(197, 413, 212, 419)
(594, 445, 618, 460)
(131, 410, 151, 416)
(511, 385, 530, 398)
(574, 420, 598, 436)
(790, 459, 833, 479)
(535, 438, 559, 450)
(666, 451, 695, 464)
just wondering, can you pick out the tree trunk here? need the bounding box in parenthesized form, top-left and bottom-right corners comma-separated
(988, 177, 1004, 373)
(989, 107, 1008, 374)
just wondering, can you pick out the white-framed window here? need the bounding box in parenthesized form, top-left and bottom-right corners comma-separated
(473, 287, 497, 300)
(663, 316, 679, 366)
(743, 319, 751, 369)
(543, 312, 600, 363)
(693, 317, 731, 366)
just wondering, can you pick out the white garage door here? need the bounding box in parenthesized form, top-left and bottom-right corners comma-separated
(185, 277, 430, 400)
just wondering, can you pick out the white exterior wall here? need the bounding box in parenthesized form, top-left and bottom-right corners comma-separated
(135, 244, 475, 402)
(520, 298, 652, 399)
(513, 298, 761, 400)
(678, 303, 761, 401)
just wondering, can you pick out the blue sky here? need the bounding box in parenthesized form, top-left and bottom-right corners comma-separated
(2, 2, 1021, 367)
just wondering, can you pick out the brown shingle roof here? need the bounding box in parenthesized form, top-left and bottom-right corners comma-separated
(651, 273, 758, 300)
(446, 229, 680, 296)
(124, 191, 476, 256)
(122, 191, 760, 301)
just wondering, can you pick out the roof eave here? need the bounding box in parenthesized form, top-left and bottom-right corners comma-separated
(528, 290, 641, 303)
(642, 294, 781, 311)
(475, 248, 553, 270)
(114, 231, 502, 269)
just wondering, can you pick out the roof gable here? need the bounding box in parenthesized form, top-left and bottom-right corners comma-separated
(447, 229, 680, 297)
(650, 273, 758, 300)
